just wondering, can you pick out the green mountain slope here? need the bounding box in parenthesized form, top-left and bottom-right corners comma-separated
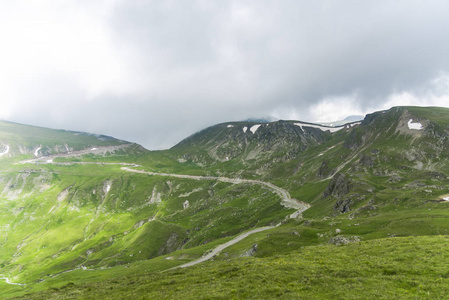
(0, 121, 298, 297)
(0, 120, 135, 159)
(2, 106, 449, 299)
(171, 120, 354, 163)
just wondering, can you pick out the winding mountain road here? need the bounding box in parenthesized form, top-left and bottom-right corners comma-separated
(169, 225, 277, 270)
(18, 148, 311, 270)
(121, 167, 310, 216)
(122, 166, 310, 269)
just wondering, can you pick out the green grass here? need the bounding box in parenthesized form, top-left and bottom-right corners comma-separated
(0, 160, 293, 288)
(12, 235, 449, 299)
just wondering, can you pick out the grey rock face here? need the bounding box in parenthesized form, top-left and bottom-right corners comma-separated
(323, 173, 351, 199)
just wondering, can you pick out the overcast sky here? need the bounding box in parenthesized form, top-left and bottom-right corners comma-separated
(1, 1, 449, 149)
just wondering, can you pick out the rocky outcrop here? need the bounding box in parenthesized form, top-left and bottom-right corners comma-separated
(425, 171, 447, 181)
(343, 128, 364, 150)
(323, 173, 358, 215)
(173, 120, 334, 164)
(323, 173, 351, 199)
(317, 160, 334, 178)
(328, 235, 360, 245)
(359, 155, 374, 167)
(158, 233, 180, 255)
(334, 198, 353, 214)
(243, 243, 258, 256)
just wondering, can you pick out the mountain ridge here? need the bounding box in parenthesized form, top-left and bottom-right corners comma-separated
(0, 119, 141, 159)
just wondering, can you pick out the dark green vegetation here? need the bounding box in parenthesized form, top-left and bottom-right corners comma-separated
(2, 106, 449, 299)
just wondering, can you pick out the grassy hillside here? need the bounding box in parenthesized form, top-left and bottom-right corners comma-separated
(12, 235, 449, 299)
(0, 163, 291, 287)
(0, 120, 133, 159)
(2, 106, 449, 299)
(0, 120, 296, 297)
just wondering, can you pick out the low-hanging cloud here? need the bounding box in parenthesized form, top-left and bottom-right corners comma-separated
(1, 0, 449, 149)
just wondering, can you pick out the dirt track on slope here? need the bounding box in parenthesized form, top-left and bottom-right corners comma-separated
(18, 149, 311, 271)
(0, 276, 25, 286)
(168, 225, 277, 270)
(121, 167, 310, 216)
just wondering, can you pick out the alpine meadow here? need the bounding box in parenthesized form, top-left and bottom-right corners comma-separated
(0, 106, 449, 298)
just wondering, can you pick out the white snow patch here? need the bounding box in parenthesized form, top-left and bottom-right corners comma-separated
(443, 197, 449, 201)
(0, 145, 9, 156)
(34, 146, 42, 157)
(243, 126, 248, 133)
(294, 122, 344, 133)
(295, 124, 304, 132)
(250, 124, 261, 134)
(407, 119, 423, 130)
(91, 147, 97, 151)
(350, 122, 361, 127)
(227, 125, 234, 128)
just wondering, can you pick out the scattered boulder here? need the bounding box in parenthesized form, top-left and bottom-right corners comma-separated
(183, 200, 189, 210)
(243, 244, 258, 256)
(359, 204, 377, 211)
(371, 149, 380, 155)
(425, 171, 447, 181)
(134, 220, 145, 229)
(329, 236, 360, 246)
(303, 220, 312, 226)
(389, 174, 402, 183)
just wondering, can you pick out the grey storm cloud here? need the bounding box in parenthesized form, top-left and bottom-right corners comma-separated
(1, 0, 449, 149)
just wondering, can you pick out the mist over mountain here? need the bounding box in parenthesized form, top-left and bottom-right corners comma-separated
(343, 115, 365, 122)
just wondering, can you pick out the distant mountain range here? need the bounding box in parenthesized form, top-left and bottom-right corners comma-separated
(242, 114, 365, 126)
